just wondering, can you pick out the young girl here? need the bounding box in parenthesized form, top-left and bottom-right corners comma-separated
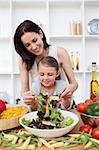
(31, 56, 73, 110)
(14, 20, 78, 106)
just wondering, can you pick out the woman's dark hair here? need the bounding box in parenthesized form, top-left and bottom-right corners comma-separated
(38, 56, 59, 71)
(14, 20, 50, 70)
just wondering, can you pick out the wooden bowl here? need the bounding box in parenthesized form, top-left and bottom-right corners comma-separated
(0, 104, 29, 130)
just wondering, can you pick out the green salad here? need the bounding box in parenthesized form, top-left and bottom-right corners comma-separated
(22, 93, 74, 129)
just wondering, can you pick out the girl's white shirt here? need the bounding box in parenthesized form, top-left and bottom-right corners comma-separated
(32, 80, 66, 96)
(29, 46, 74, 108)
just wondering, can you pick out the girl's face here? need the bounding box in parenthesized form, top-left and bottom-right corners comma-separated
(38, 63, 59, 88)
(21, 32, 44, 55)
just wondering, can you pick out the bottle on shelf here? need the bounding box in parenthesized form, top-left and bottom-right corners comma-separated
(76, 51, 79, 70)
(69, 20, 81, 35)
(69, 21, 77, 35)
(70, 51, 74, 70)
(76, 21, 81, 35)
(90, 62, 99, 100)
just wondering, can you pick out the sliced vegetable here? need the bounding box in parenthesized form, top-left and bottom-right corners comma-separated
(84, 141, 92, 149)
(16, 136, 31, 149)
(79, 124, 92, 134)
(86, 119, 95, 127)
(50, 142, 64, 148)
(95, 118, 99, 126)
(1, 130, 99, 150)
(22, 118, 31, 126)
(39, 138, 54, 150)
(61, 116, 74, 127)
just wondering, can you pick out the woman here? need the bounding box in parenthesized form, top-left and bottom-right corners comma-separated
(14, 20, 78, 107)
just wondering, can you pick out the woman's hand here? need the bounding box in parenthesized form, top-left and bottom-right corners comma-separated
(22, 91, 36, 105)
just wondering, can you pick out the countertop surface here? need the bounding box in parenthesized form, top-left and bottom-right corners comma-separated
(0, 109, 98, 150)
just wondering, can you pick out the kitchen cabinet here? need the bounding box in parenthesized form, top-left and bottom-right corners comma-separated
(0, 0, 99, 104)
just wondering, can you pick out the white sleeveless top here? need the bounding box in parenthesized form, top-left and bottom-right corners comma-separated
(29, 45, 67, 86)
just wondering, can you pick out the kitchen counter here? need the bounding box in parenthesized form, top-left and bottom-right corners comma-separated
(0, 145, 98, 150)
(0, 109, 98, 150)
(35, 145, 98, 150)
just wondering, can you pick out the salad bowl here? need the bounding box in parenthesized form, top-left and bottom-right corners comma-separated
(19, 110, 79, 138)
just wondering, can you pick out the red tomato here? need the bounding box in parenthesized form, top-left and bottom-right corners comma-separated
(0, 99, 6, 113)
(77, 103, 86, 113)
(84, 99, 93, 107)
(92, 128, 99, 139)
(79, 124, 91, 134)
(93, 98, 99, 102)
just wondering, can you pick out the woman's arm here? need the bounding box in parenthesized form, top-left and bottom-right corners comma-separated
(18, 57, 36, 106)
(57, 47, 78, 99)
(18, 56, 29, 93)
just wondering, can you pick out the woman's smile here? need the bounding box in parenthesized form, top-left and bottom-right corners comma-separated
(21, 32, 44, 55)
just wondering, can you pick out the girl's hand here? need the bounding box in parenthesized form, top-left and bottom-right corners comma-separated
(22, 91, 36, 105)
(59, 86, 72, 100)
(60, 86, 72, 109)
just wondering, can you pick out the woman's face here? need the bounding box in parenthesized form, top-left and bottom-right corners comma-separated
(21, 32, 44, 55)
(38, 63, 59, 88)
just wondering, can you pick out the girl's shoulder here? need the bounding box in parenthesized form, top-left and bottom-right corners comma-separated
(56, 80, 66, 87)
(54, 80, 66, 95)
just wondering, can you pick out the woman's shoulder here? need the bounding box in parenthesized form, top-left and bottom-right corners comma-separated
(57, 47, 70, 63)
(49, 45, 57, 53)
(49, 45, 67, 52)
(57, 47, 68, 56)
(49, 46, 68, 58)
(48, 45, 58, 59)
